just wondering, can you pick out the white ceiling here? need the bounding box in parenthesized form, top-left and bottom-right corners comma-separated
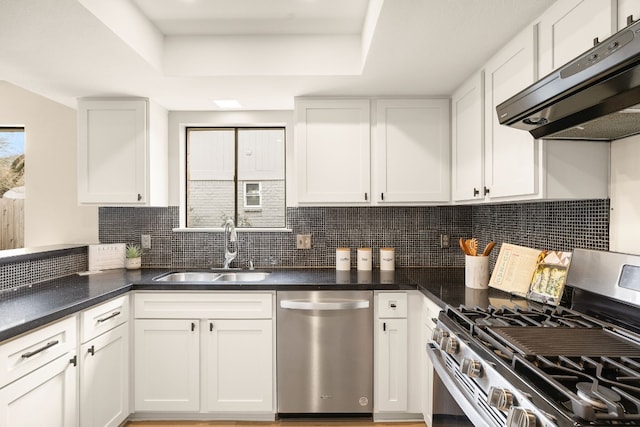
(0, 0, 556, 111)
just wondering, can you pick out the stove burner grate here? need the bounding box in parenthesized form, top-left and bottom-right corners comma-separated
(576, 382, 621, 410)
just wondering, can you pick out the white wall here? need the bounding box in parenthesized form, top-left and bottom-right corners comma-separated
(610, 134, 640, 255)
(0, 82, 98, 247)
(168, 110, 294, 227)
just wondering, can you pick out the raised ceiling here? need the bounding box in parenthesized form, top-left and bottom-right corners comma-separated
(0, 0, 556, 111)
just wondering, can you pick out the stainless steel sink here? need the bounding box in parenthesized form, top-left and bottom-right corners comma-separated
(216, 272, 270, 282)
(153, 271, 270, 283)
(154, 272, 222, 282)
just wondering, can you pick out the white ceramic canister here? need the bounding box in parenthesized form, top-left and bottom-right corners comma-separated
(336, 248, 351, 271)
(380, 247, 395, 271)
(357, 248, 372, 271)
(465, 255, 489, 289)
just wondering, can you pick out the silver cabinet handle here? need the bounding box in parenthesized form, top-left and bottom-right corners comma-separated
(280, 299, 369, 310)
(97, 311, 120, 323)
(21, 340, 59, 358)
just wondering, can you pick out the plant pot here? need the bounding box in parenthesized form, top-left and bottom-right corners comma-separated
(125, 257, 141, 270)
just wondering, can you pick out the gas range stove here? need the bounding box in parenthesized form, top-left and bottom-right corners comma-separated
(428, 249, 640, 427)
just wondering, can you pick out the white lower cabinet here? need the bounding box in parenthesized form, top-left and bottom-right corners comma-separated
(376, 317, 408, 412)
(134, 292, 275, 416)
(0, 354, 77, 427)
(79, 295, 130, 427)
(80, 324, 129, 427)
(134, 319, 200, 412)
(0, 316, 78, 427)
(204, 319, 273, 412)
(374, 291, 421, 419)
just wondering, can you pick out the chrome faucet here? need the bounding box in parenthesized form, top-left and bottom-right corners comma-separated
(223, 218, 238, 269)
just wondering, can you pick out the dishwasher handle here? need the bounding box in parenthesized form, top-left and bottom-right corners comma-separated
(280, 299, 370, 311)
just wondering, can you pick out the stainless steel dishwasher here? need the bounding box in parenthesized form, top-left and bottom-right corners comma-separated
(276, 290, 373, 415)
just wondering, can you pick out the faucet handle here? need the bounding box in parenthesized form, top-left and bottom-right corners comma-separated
(248, 259, 254, 270)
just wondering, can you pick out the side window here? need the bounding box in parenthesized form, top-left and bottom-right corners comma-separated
(0, 127, 24, 249)
(186, 127, 285, 228)
(244, 182, 262, 209)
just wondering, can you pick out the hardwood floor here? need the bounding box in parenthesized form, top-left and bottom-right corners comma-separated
(125, 421, 426, 427)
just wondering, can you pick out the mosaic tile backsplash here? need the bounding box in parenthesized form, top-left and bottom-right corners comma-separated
(98, 200, 610, 269)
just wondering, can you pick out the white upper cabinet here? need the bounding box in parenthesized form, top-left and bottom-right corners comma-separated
(452, 72, 484, 202)
(77, 98, 168, 206)
(295, 99, 371, 204)
(618, 0, 640, 30)
(538, 0, 615, 76)
(484, 25, 538, 200)
(374, 99, 450, 204)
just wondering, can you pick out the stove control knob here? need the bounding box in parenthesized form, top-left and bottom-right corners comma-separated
(488, 387, 513, 411)
(431, 328, 448, 346)
(461, 358, 483, 378)
(443, 336, 458, 354)
(506, 407, 536, 427)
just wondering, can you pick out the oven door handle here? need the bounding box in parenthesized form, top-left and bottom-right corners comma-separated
(427, 344, 493, 427)
(280, 299, 369, 311)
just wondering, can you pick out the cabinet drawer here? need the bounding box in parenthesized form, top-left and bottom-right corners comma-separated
(81, 294, 129, 343)
(0, 316, 76, 388)
(134, 292, 273, 319)
(377, 292, 407, 318)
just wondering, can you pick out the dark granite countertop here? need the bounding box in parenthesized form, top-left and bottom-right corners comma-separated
(0, 266, 523, 343)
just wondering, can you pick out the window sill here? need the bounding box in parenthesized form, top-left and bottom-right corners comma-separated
(172, 227, 292, 233)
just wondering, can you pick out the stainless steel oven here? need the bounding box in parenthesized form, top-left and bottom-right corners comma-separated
(428, 249, 640, 427)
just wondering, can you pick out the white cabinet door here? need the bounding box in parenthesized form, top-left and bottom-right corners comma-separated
(134, 319, 200, 412)
(78, 98, 168, 206)
(539, 0, 614, 76)
(80, 323, 129, 427)
(78, 99, 147, 204)
(374, 99, 450, 204)
(484, 25, 538, 200)
(375, 318, 408, 412)
(204, 319, 273, 412)
(618, 0, 640, 30)
(452, 72, 484, 202)
(295, 99, 371, 204)
(0, 354, 77, 427)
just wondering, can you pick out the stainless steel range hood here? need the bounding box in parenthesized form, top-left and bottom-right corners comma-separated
(496, 17, 640, 141)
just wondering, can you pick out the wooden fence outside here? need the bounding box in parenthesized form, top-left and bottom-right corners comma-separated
(0, 198, 24, 250)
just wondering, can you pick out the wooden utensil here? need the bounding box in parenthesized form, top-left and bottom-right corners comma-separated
(459, 238, 469, 255)
(466, 238, 478, 256)
(482, 241, 496, 256)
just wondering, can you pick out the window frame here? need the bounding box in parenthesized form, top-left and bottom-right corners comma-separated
(184, 126, 286, 229)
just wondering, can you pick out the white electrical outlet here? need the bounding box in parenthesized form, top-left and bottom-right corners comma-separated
(141, 234, 152, 249)
(296, 234, 311, 249)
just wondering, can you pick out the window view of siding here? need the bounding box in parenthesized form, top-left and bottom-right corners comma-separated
(187, 127, 285, 228)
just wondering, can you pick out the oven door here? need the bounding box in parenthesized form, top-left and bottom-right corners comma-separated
(427, 343, 498, 427)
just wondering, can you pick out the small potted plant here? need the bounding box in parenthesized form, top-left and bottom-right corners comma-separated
(125, 243, 143, 270)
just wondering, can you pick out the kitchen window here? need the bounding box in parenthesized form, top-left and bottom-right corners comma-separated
(186, 127, 285, 228)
